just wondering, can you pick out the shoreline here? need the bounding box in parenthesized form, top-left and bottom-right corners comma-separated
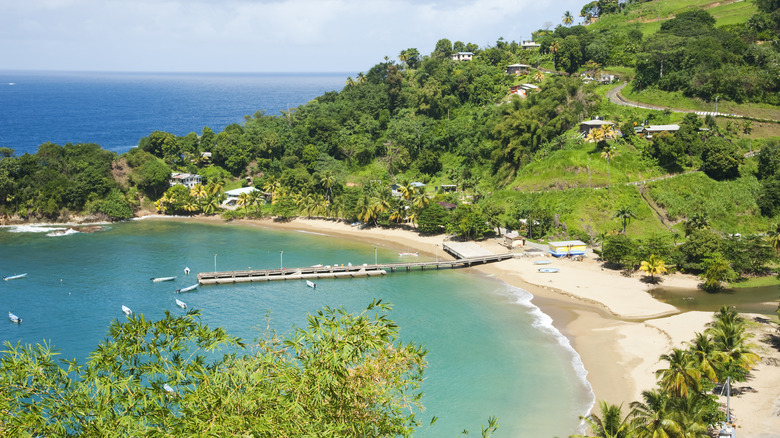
(6, 215, 780, 436)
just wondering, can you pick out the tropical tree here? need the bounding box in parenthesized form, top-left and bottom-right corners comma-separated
(684, 212, 710, 237)
(699, 253, 737, 292)
(601, 147, 617, 188)
(685, 333, 719, 385)
(189, 183, 207, 200)
(563, 10, 574, 26)
(707, 308, 760, 382)
(574, 400, 632, 438)
(629, 389, 682, 438)
(656, 348, 701, 399)
(767, 223, 780, 253)
(639, 254, 667, 282)
(612, 205, 636, 234)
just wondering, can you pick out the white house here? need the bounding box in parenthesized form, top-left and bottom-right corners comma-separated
(521, 40, 541, 50)
(222, 187, 261, 208)
(451, 52, 473, 61)
(170, 173, 201, 189)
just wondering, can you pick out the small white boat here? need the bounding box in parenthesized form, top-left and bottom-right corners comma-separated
(163, 383, 176, 394)
(122, 305, 132, 316)
(533, 260, 552, 265)
(8, 312, 22, 323)
(175, 299, 187, 309)
(184, 267, 190, 275)
(175, 284, 198, 294)
(399, 252, 419, 256)
(3, 273, 27, 281)
(310, 264, 323, 268)
(151, 276, 176, 282)
(538, 267, 560, 273)
(306, 280, 316, 289)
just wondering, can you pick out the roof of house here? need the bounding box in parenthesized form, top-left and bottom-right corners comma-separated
(225, 187, 259, 197)
(548, 240, 587, 247)
(507, 63, 531, 68)
(644, 124, 680, 132)
(580, 120, 614, 126)
(171, 172, 200, 180)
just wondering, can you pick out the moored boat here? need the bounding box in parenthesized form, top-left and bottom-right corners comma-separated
(538, 267, 560, 273)
(306, 280, 316, 289)
(151, 276, 176, 282)
(122, 305, 132, 316)
(399, 252, 419, 256)
(8, 312, 22, 323)
(533, 260, 552, 265)
(175, 284, 198, 294)
(3, 273, 27, 281)
(175, 299, 187, 309)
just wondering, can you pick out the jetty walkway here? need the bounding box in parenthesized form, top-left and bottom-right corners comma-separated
(197, 244, 514, 285)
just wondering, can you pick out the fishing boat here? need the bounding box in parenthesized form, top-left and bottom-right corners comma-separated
(175, 284, 198, 294)
(8, 312, 21, 324)
(3, 273, 27, 281)
(538, 267, 560, 273)
(399, 252, 419, 257)
(306, 280, 316, 289)
(151, 276, 176, 282)
(121, 305, 132, 316)
(533, 260, 552, 265)
(175, 299, 187, 309)
(163, 383, 176, 394)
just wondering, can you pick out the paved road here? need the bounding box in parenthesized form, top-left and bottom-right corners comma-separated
(606, 83, 733, 117)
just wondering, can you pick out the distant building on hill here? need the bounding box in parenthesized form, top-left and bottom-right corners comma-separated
(170, 173, 201, 189)
(641, 125, 680, 139)
(521, 40, 541, 50)
(506, 64, 531, 75)
(579, 120, 615, 137)
(509, 83, 539, 98)
(451, 52, 473, 61)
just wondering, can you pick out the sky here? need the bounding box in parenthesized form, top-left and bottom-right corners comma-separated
(1, 0, 587, 73)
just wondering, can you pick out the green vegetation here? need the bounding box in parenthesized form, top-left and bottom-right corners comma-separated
(575, 306, 762, 438)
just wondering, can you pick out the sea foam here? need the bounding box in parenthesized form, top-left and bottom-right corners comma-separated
(6, 225, 67, 234)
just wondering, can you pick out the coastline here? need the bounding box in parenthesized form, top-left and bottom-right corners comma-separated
(6, 215, 780, 436)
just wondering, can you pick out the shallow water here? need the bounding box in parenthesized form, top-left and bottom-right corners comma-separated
(650, 284, 780, 316)
(0, 219, 593, 437)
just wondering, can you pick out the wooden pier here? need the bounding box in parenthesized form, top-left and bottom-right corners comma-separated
(197, 253, 515, 285)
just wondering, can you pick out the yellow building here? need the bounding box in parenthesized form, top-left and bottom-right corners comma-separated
(548, 240, 587, 258)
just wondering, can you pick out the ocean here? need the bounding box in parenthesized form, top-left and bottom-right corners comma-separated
(0, 71, 348, 155)
(0, 71, 594, 436)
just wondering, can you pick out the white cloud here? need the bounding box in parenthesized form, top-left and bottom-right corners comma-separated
(0, 0, 586, 72)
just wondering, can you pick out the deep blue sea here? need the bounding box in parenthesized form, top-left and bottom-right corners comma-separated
(0, 71, 348, 155)
(0, 71, 594, 436)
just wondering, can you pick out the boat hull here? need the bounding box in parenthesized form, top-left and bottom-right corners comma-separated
(176, 284, 198, 294)
(4, 274, 27, 281)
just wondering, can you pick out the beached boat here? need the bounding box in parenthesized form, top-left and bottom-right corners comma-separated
(533, 260, 552, 265)
(3, 273, 27, 281)
(310, 264, 323, 268)
(175, 299, 187, 309)
(538, 267, 560, 273)
(122, 305, 132, 316)
(306, 280, 316, 289)
(8, 312, 22, 323)
(399, 252, 419, 256)
(175, 284, 198, 294)
(151, 276, 176, 282)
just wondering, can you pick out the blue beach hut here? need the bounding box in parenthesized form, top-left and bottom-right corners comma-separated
(548, 240, 587, 258)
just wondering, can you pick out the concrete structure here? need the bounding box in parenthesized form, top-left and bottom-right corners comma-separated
(521, 40, 541, 49)
(509, 83, 539, 98)
(170, 173, 202, 189)
(548, 240, 587, 257)
(451, 52, 473, 61)
(579, 120, 615, 137)
(641, 125, 680, 138)
(506, 64, 531, 75)
(503, 231, 526, 248)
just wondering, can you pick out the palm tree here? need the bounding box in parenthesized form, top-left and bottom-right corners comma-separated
(345, 77, 356, 87)
(656, 348, 701, 398)
(612, 205, 636, 234)
(574, 400, 632, 438)
(263, 178, 281, 204)
(767, 222, 780, 253)
(563, 10, 574, 27)
(601, 147, 617, 188)
(684, 212, 710, 236)
(533, 71, 544, 84)
(356, 72, 366, 84)
(707, 313, 760, 382)
(318, 170, 336, 203)
(639, 254, 667, 282)
(190, 183, 207, 199)
(629, 389, 682, 438)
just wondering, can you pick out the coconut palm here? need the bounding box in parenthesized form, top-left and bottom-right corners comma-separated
(263, 178, 281, 204)
(345, 77, 356, 87)
(656, 348, 701, 398)
(612, 205, 636, 234)
(639, 254, 667, 282)
(629, 389, 682, 438)
(318, 170, 336, 203)
(563, 10, 574, 26)
(200, 195, 221, 215)
(237, 192, 251, 209)
(707, 315, 760, 382)
(767, 222, 780, 252)
(388, 198, 406, 223)
(533, 71, 544, 84)
(190, 183, 207, 199)
(574, 400, 632, 438)
(684, 212, 710, 236)
(685, 333, 719, 384)
(601, 147, 617, 188)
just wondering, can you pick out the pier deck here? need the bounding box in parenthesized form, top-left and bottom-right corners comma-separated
(197, 253, 515, 285)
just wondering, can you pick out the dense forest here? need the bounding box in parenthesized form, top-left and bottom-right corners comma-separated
(1, 0, 779, 285)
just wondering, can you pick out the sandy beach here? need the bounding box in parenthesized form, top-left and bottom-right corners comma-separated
(145, 215, 780, 436)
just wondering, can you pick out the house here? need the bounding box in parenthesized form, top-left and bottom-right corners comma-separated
(451, 52, 473, 61)
(548, 240, 587, 258)
(503, 231, 526, 249)
(169, 173, 202, 189)
(641, 124, 680, 139)
(438, 184, 457, 193)
(579, 120, 615, 137)
(581, 72, 616, 84)
(391, 182, 426, 197)
(521, 40, 541, 50)
(222, 187, 261, 208)
(506, 64, 531, 75)
(509, 83, 539, 98)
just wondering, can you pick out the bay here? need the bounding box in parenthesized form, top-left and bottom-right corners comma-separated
(0, 220, 593, 436)
(0, 71, 347, 155)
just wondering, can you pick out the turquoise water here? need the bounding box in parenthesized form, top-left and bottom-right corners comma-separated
(0, 220, 593, 436)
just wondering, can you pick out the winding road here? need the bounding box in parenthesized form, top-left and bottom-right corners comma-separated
(606, 83, 731, 118)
